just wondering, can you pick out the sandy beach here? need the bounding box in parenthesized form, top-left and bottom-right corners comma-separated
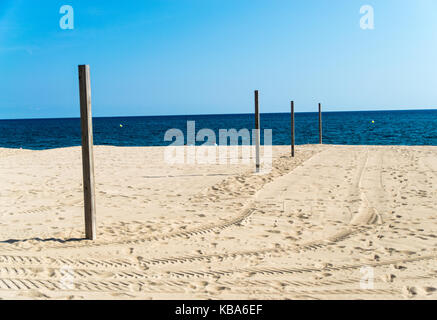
(0, 144, 436, 300)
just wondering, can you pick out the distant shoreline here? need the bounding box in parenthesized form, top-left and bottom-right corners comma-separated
(1, 144, 437, 152)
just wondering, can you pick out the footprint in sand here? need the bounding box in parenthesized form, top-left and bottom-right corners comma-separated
(402, 286, 417, 297)
(420, 287, 437, 295)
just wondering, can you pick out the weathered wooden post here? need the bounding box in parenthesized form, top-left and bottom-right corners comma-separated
(291, 101, 295, 157)
(78, 65, 97, 240)
(318, 103, 323, 144)
(254, 90, 261, 173)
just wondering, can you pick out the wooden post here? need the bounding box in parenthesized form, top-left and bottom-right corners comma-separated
(318, 103, 323, 144)
(254, 90, 261, 173)
(291, 101, 295, 157)
(78, 65, 97, 240)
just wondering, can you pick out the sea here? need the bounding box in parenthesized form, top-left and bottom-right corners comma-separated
(0, 110, 436, 150)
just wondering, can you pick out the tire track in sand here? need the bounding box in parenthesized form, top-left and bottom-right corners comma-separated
(160, 252, 437, 279)
(1, 150, 318, 253)
(0, 148, 407, 297)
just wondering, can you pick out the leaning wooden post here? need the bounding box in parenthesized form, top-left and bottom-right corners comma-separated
(78, 65, 97, 240)
(254, 90, 261, 173)
(318, 103, 323, 144)
(291, 101, 295, 157)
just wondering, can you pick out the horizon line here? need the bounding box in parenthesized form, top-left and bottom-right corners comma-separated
(0, 108, 436, 121)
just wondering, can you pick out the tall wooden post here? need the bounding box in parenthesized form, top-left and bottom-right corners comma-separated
(291, 101, 295, 157)
(318, 103, 323, 144)
(254, 90, 261, 173)
(78, 65, 97, 240)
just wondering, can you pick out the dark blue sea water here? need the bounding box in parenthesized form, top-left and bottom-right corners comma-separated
(0, 110, 436, 150)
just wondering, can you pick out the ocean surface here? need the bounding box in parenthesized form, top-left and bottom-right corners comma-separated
(0, 110, 436, 150)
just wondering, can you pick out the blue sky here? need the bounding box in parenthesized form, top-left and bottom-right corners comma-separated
(0, 0, 436, 119)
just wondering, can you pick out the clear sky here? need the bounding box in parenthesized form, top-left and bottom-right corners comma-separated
(1, 0, 436, 119)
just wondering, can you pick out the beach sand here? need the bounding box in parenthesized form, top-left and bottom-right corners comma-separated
(0, 144, 436, 300)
